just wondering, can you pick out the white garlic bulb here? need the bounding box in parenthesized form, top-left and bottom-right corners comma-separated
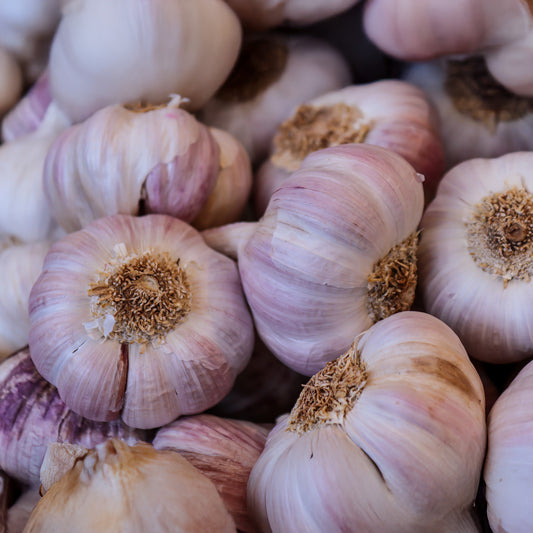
(0, 46, 22, 118)
(48, 0, 242, 123)
(200, 34, 352, 164)
(203, 144, 424, 375)
(24, 439, 237, 532)
(419, 152, 533, 364)
(28, 214, 254, 429)
(484, 359, 533, 533)
(43, 97, 220, 233)
(248, 311, 486, 533)
(404, 57, 533, 169)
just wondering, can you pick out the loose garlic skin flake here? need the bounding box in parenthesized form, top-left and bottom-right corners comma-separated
(419, 152, 533, 364)
(28, 214, 254, 429)
(247, 312, 486, 533)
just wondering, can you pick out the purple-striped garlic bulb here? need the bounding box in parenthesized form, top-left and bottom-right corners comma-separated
(200, 34, 351, 165)
(254, 80, 444, 214)
(203, 144, 424, 376)
(43, 96, 221, 233)
(419, 151, 533, 363)
(154, 414, 269, 533)
(0, 348, 145, 487)
(248, 311, 486, 533)
(484, 358, 533, 533)
(0, 46, 22, 118)
(28, 214, 254, 429)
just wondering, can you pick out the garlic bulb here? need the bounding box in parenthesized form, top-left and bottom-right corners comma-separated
(0, 47, 22, 119)
(192, 128, 253, 230)
(7, 489, 41, 533)
(1, 469, 8, 527)
(484, 358, 533, 533)
(0, 348, 145, 487)
(28, 214, 254, 429)
(154, 414, 269, 533)
(48, 0, 242, 123)
(404, 57, 533, 169)
(0, 240, 50, 361)
(203, 144, 424, 375)
(43, 97, 220, 233)
(248, 311, 486, 533)
(25, 439, 237, 532)
(1, 70, 51, 143)
(200, 34, 351, 164)
(254, 80, 444, 214)
(419, 152, 533, 364)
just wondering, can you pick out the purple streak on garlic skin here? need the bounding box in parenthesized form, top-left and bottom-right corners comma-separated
(0, 348, 145, 487)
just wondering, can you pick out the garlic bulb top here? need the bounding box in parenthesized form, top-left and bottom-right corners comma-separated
(484, 358, 533, 533)
(48, 0, 242, 123)
(200, 34, 352, 165)
(247, 311, 486, 533)
(203, 143, 424, 375)
(28, 214, 254, 429)
(0, 46, 22, 118)
(24, 439, 237, 532)
(43, 97, 220, 233)
(419, 151, 533, 364)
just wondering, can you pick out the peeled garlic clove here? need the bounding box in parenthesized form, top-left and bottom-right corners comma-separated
(0, 46, 22, 118)
(192, 128, 252, 231)
(200, 34, 351, 164)
(48, 0, 242, 123)
(25, 439, 237, 532)
(254, 80, 444, 214)
(154, 414, 269, 533)
(248, 311, 486, 533)
(204, 144, 424, 375)
(484, 359, 533, 532)
(404, 57, 533, 169)
(28, 214, 254, 429)
(0, 348, 145, 487)
(43, 97, 220, 233)
(419, 152, 533, 364)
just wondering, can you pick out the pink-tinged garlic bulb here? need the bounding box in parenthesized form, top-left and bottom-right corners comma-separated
(192, 128, 253, 230)
(1, 70, 51, 142)
(0, 47, 22, 118)
(484, 359, 533, 533)
(203, 144, 424, 376)
(25, 439, 237, 532)
(0, 348, 145, 487)
(0, 240, 50, 361)
(254, 80, 444, 214)
(419, 152, 533, 364)
(200, 34, 351, 165)
(248, 311, 486, 533)
(43, 97, 220, 233)
(404, 58, 533, 169)
(28, 214, 254, 429)
(154, 414, 269, 533)
(48, 0, 242, 123)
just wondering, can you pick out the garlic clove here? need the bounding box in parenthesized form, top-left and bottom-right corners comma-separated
(0, 46, 22, 118)
(7, 489, 41, 533)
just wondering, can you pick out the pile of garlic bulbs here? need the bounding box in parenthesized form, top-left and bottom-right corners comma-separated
(2, 1, 533, 532)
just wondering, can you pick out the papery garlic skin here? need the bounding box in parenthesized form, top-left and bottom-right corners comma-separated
(28, 214, 254, 429)
(419, 152, 533, 364)
(484, 359, 533, 533)
(43, 98, 220, 233)
(0, 47, 22, 118)
(48, 0, 242, 123)
(24, 439, 237, 533)
(0, 348, 145, 487)
(248, 312, 486, 533)
(200, 34, 351, 164)
(154, 414, 269, 533)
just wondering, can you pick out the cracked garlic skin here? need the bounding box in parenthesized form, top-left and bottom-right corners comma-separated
(419, 152, 533, 364)
(28, 214, 254, 429)
(202, 144, 424, 376)
(247, 311, 486, 533)
(43, 97, 220, 233)
(24, 439, 237, 533)
(254, 80, 444, 215)
(48, 0, 242, 123)
(484, 359, 533, 533)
